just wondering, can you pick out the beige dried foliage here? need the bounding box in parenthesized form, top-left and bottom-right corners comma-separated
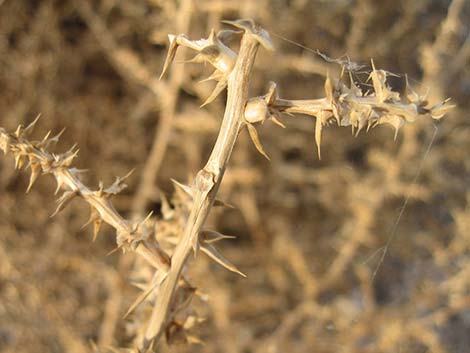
(1, 2, 468, 353)
(0, 17, 453, 350)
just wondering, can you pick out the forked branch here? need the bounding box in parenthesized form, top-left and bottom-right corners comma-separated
(140, 19, 273, 350)
(0, 18, 454, 352)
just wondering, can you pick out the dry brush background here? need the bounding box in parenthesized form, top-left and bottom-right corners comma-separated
(0, 0, 469, 352)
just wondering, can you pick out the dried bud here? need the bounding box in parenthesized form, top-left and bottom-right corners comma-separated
(244, 97, 269, 124)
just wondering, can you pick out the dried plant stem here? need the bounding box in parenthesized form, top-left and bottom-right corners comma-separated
(0, 130, 170, 274)
(56, 169, 167, 270)
(142, 30, 262, 348)
(1, 15, 455, 350)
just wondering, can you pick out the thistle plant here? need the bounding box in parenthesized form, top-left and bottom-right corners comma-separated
(0, 19, 453, 352)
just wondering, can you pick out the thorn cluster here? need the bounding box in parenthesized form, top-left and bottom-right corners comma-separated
(0, 120, 190, 345)
(0, 118, 243, 349)
(160, 20, 452, 162)
(160, 19, 273, 108)
(0, 17, 455, 352)
(243, 63, 454, 159)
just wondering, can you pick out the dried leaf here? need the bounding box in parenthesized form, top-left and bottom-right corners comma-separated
(324, 71, 334, 103)
(54, 178, 64, 195)
(265, 81, 278, 105)
(13, 125, 23, 139)
(199, 69, 223, 83)
(160, 193, 174, 220)
(14, 154, 26, 170)
(159, 34, 179, 79)
(222, 19, 274, 51)
(200, 229, 236, 244)
(200, 79, 227, 107)
(124, 271, 167, 319)
(37, 128, 65, 149)
(81, 207, 100, 230)
(181, 53, 205, 64)
(429, 98, 455, 119)
(200, 242, 246, 277)
(405, 74, 423, 104)
(200, 45, 221, 61)
(171, 178, 194, 197)
(314, 114, 324, 159)
(213, 198, 235, 209)
(187, 335, 204, 345)
(51, 190, 78, 217)
(93, 218, 103, 242)
(183, 315, 206, 330)
(348, 72, 362, 97)
(368, 59, 399, 103)
(26, 162, 41, 193)
(58, 147, 79, 168)
(23, 114, 41, 136)
(106, 243, 125, 256)
(270, 115, 286, 128)
(247, 123, 270, 160)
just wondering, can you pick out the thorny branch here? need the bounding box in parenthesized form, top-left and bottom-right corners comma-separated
(0, 18, 454, 352)
(243, 63, 453, 159)
(140, 19, 273, 350)
(0, 119, 171, 274)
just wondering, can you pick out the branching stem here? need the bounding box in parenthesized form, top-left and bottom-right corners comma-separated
(142, 29, 262, 348)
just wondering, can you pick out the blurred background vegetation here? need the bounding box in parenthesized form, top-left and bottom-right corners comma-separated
(0, 0, 469, 352)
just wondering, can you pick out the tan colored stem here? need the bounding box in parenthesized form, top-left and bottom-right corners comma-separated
(275, 97, 332, 116)
(0, 134, 170, 273)
(142, 30, 262, 348)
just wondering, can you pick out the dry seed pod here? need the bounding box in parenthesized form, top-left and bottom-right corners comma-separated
(244, 97, 269, 124)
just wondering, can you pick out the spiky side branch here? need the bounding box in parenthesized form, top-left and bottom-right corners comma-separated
(0, 18, 454, 352)
(243, 66, 454, 159)
(0, 119, 236, 347)
(0, 121, 171, 273)
(137, 18, 454, 350)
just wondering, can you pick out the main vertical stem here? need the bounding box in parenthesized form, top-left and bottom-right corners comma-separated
(142, 33, 261, 347)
